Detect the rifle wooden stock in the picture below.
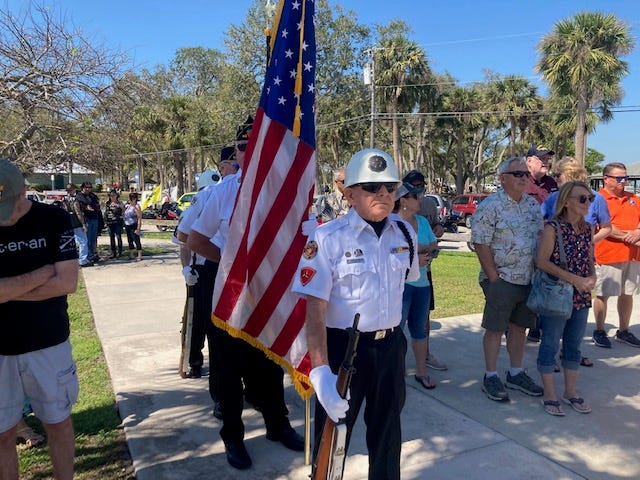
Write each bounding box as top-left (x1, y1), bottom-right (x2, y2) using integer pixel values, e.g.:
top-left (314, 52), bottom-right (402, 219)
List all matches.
top-left (312, 314), bottom-right (360, 480)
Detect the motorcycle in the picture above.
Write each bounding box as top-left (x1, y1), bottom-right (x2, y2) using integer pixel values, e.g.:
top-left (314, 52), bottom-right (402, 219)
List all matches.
top-left (142, 202), bottom-right (182, 231)
top-left (442, 211), bottom-right (461, 234)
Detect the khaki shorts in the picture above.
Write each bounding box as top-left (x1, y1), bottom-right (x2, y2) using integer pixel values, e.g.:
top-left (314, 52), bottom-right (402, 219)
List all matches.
top-left (480, 278), bottom-right (536, 332)
top-left (0, 340), bottom-right (78, 433)
top-left (595, 262), bottom-right (640, 297)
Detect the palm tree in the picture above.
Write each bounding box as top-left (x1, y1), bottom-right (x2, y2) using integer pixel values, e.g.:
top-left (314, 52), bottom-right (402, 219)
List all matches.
top-left (537, 12), bottom-right (634, 164)
top-left (484, 74), bottom-right (542, 156)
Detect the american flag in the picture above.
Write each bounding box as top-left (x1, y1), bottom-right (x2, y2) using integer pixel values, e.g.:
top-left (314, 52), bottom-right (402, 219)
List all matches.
top-left (211, 0), bottom-right (315, 397)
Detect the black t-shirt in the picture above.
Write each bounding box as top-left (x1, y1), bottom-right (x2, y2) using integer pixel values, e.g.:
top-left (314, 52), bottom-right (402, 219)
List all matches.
top-left (0, 202), bottom-right (78, 354)
top-left (76, 191), bottom-right (100, 220)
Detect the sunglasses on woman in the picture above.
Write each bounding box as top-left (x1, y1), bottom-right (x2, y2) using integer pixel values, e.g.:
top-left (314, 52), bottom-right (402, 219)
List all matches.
top-left (571, 194), bottom-right (595, 204)
top-left (355, 182), bottom-right (398, 194)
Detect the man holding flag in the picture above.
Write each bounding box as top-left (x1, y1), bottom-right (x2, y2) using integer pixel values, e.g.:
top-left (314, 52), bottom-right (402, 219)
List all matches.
top-left (188, 118), bottom-right (304, 470)
top-left (191, 0), bottom-right (321, 470)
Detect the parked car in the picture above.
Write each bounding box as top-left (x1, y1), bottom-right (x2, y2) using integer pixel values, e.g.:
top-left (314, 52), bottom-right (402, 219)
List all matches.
top-left (176, 191), bottom-right (197, 211)
top-left (424, 194), bottom-right (451, 221)
top-left (451, 193), bottom-right (488, 228)
top-left (26, 190), bottom-right (45, 202)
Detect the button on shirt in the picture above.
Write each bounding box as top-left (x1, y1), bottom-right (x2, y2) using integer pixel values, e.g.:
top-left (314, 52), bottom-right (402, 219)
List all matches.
top-left (470, 190), bottom-right (543, 285)
top-left (191, 171), bottom-right (241, 251)
top-left (292, 208), bottom-right (420, 331)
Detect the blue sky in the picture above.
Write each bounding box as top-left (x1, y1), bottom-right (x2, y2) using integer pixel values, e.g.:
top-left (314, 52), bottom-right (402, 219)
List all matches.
top-left (6, 0), bottom-right (640, 162)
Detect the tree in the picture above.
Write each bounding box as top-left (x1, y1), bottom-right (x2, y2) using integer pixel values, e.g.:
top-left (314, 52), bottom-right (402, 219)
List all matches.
top-left (537, 12), bottom-right (634, 165)
top-left (0, 4), bottom-right (127, 167)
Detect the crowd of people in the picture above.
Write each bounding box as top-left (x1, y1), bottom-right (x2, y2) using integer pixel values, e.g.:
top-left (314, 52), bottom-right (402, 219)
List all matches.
top-left (3, 135), bottom-right (640, 478)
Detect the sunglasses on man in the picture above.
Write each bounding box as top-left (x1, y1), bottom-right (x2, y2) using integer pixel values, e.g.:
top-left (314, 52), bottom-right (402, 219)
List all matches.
top-left (236, 142), bottom-right (248, 152)
top-left (605, 174), bottom-right (629, 183)
top-left (502, 170), bottom-right (530, 178)
top-left (355, 182), bottom-right (398, 194)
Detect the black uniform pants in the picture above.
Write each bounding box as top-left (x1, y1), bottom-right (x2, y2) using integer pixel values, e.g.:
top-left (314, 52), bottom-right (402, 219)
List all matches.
top-left (313, 327), bottom-right (407, 480)
top-left (215, 327), bottom-right (290, 444)
top-left (189, 262), bottom-right (216, 369)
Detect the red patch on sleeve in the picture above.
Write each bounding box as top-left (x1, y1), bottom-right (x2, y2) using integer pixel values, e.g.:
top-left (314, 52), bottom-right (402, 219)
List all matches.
top-left (300, 266), bottom-right (316, 286)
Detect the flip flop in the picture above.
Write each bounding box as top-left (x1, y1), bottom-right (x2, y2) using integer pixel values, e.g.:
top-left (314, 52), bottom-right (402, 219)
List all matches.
top-left (541, 399), bottom-right (565, 416)
top-left (414, 374), bottom-right (436, 390)
top-left (562, 396), bottom-right (592, 414)
top-left (580, 357), bottom-right (594, 367)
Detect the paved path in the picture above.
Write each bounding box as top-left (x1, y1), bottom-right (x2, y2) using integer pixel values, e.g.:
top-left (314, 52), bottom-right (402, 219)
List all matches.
top-left (82, 243), bottom-right (640, 479)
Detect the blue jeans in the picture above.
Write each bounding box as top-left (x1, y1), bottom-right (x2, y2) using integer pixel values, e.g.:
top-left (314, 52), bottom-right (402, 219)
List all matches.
top-left (73, 227), bottom-right (89, 265)
top-left (401, 284), bottom-right (431, 340)
top-left (85, 218), bottom-right (99, 258)
top-left (537, 307), bottom-right (589, 374)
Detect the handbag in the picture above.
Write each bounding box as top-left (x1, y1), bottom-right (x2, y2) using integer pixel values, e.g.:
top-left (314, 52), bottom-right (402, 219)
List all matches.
top-left (526, 221), bottom-right (574, 319)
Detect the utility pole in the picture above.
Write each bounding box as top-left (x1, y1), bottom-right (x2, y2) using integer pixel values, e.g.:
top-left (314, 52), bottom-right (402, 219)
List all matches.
top-left (363, 49), bottom-right (376, 148)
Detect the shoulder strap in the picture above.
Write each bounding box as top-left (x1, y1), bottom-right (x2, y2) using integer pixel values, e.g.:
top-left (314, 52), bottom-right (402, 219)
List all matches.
top-left (549, 220), bottom-right (567, 267)
top-left (395, 220), bottom-right (415, 280)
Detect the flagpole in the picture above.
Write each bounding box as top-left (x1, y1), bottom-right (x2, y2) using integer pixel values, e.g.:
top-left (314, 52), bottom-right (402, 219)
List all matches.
top-left (305, 396), bottom-right (311, 465)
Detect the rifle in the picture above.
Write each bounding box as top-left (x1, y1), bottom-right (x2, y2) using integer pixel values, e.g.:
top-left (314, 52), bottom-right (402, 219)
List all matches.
top-left (178, 283), bottom-right (195, 378)
top-left (311, 313), bottom-right (360, 480)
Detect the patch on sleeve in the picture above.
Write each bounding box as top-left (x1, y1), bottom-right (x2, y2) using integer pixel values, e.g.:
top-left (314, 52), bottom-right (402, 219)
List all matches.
top-left (300, 266), bottom-right (317, 286)
top-left (303, 240), bottom-right (318, 259)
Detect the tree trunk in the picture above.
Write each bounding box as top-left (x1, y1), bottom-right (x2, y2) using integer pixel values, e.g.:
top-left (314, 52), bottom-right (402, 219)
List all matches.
top-left (574, 92), bottom-right (588, 165)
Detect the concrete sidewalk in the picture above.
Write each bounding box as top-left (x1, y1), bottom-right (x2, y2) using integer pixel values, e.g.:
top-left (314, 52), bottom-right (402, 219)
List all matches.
top-left (81, 247), bottom-right (640, 480)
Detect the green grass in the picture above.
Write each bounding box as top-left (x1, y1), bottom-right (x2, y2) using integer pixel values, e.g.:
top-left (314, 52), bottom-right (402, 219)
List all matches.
top-left (18, 277), bottom-right (134, 480)
top-left (430, 250), bottom-right (484, 319)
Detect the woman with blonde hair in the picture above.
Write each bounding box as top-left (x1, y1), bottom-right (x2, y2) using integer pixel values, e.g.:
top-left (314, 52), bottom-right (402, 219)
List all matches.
top-left (536, 181), bottom-right (597, 415)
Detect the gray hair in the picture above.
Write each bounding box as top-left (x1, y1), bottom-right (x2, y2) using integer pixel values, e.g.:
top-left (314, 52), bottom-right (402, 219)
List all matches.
top-left (497, 156), bottom-right (526, 174)
top-left (333, 167), bottom-right (345, 181)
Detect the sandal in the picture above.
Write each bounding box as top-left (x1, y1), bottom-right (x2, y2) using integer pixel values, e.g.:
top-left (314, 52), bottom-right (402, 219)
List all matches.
top-left (541, 399), bottom-right (565, 416)
top-left (580, 357), bottom-right (594, 367)
top-left (16, 421), bottom-right (45, 448)
top-left (414, 374), bottom-right (436, 390)
top-left (562, 396), bottom-right (591, 414)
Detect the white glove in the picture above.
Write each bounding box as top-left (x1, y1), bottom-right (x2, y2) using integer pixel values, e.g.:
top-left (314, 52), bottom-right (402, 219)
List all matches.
top-left (309, 365), bottom-right (349, 423)
top-left (302, 213), bottom-right (318, 237)
top-left (182, 266), bottom-right (199, 286)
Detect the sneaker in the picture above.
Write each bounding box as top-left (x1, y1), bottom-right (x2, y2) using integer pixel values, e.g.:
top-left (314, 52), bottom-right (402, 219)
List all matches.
top-left (593, 329), bottom-right (612, 348)
top-left (615, 330), bottom-right (640, 347)
top-left (426, 354), bottom-right (448, 371)
top-left (505, 370), bottom-right (543, 397)
top-left (526, 329), bottom-right (541, 343)
top-left (482, 374), bottom-right (509, 402)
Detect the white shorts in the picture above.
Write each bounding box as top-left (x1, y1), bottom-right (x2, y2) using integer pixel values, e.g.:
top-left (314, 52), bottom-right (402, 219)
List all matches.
top-left (595, 262), bottom-right (640, 297)
top-left (0, 340), bottom-right (79, 433)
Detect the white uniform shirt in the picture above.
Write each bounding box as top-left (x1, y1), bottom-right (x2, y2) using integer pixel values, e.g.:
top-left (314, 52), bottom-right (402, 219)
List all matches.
top-left (292, 208), bottom-right (419, 332)
top-left (191, 170), bottom-right (241, 251)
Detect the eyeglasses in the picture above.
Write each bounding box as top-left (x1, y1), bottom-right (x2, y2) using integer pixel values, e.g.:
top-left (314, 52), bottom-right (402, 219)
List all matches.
top-left (355, 182), bottom-right (398, 194)
top-left (605, 174), bottom-right (629, 183)
top-left (570, 194), bottom-right (595, 204)
top-left (502, 171), bottom-right (530, 178)
top-left (236, 142), bottom-right (248, 152)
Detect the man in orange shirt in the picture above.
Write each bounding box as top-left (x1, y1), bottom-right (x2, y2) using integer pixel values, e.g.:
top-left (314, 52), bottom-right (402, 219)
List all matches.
top-left (593, 162), bottom-right (640, 348)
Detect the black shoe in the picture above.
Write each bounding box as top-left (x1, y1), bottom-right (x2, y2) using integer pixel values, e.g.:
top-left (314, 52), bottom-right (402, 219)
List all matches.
top-left (526, 329), bottom-right (541, 343)
top-left (185, 366), bottom-right (202, 378)
top-left (213, 401), bottom-right (223, 420)
top-left (266, 425), bottom-right (304, 452)
top-left (224, 440), bottom-right (252, 470)
top-left (80, 261), bottom-right (93, 268)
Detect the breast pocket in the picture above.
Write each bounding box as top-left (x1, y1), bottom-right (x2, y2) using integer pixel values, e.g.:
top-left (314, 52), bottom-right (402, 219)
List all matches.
top-left (335, 260), bottom-right (376, 300)
top-left (390, 251), bottom-right (410, 289)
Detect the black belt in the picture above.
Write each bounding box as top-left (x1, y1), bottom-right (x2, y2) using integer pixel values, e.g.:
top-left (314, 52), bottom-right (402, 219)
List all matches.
top-left (359, 327), bottom-right (397, 341)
